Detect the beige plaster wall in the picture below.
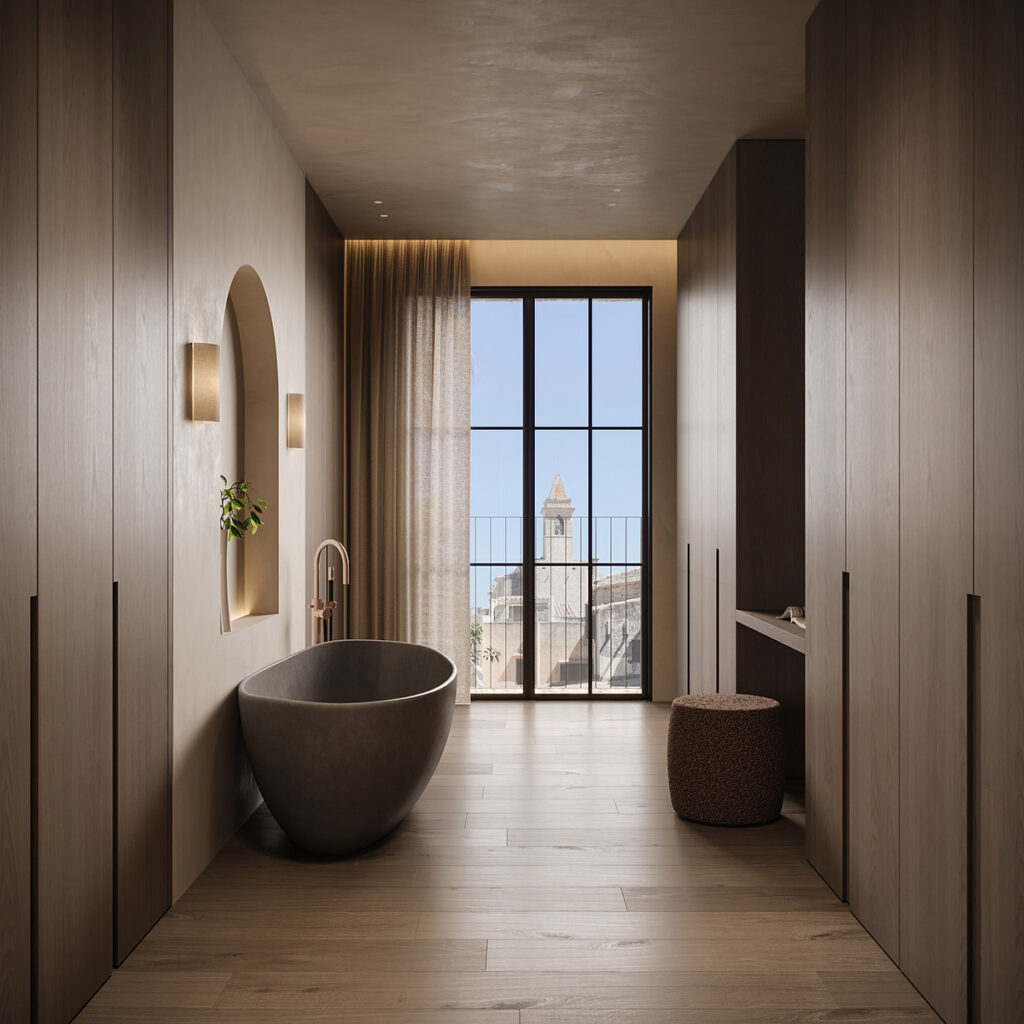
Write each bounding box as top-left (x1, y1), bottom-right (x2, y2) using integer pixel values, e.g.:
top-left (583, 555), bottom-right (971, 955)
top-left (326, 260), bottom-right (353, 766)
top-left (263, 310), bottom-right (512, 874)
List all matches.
top-left (468, 241), bottom-right (679, 702)
top-left (172, 0), bottom-right (307, 898)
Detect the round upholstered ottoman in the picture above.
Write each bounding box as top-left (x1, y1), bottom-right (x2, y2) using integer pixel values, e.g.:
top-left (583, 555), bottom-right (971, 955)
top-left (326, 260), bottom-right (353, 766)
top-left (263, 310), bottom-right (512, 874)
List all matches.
top-left (667, 693), bottom-right (783, 826)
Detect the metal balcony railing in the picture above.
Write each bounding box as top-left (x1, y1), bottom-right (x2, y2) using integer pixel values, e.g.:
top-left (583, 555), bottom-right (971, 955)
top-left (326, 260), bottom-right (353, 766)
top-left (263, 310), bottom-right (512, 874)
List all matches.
top-left (469, 515), bottom-right (643, 567)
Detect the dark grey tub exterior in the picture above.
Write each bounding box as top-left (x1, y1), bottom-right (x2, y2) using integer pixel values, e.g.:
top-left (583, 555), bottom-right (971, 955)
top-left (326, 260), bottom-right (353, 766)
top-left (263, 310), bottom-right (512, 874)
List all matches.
top-left (238, 640), bottom-right (456, 856)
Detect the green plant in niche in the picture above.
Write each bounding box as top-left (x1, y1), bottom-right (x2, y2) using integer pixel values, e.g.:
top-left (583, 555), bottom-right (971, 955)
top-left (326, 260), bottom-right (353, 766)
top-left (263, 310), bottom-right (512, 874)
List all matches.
top-left (219, 476), bottom-right (268, 540)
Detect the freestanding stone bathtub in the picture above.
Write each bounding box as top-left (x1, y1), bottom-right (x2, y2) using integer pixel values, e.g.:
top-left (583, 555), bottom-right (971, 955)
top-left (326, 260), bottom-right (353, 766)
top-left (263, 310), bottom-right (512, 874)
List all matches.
top-left (238, 639), bottom-right (456, 856)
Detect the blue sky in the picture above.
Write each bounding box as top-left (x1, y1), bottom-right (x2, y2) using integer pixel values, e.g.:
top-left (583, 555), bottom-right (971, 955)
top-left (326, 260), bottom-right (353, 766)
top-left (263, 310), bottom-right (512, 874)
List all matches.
top-left (470, 298), bottom-right (643, 565)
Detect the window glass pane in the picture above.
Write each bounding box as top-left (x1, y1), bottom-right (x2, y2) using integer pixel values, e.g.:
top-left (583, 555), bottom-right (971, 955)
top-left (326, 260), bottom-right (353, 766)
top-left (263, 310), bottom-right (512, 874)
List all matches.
top-left (535, 565), bottom-right (589, 694)
top-left (592, 565), bottom-right (643, 693)
top-left (535, 299), bottom-right (588, 426)
top-left (471, 565), bottom-right (524, 694)
top-left (593, 299), bottom-right (642, 426)
top-left (592, 430), bottom-right (642, 564)
top-left (534, 429), bottom-right (588, 563)
top-left (470, 430), bottom-right (522, 564)
top-left (471, 299), bottom-right (522, 426)
top-left (470, 290), bottom-right (647, 699)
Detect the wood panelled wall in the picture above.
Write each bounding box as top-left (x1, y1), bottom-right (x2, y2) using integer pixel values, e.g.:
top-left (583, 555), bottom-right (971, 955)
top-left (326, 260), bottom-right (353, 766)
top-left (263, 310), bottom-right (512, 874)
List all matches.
top-left (0, 3), bottom-right (38, 1021)
top-left (845, 0), bottom-right (900, 958)
top-left (0, 2), bottom-right (171, 1021)
top-left (36, 2), bottom-right (115, 1018)
top-left (805, 0), bottom-right (1023, 1020)
top-left (803, 0), bottom-right (846, 899)
top-left (678, 141), bottom-right (804, 730)
top-left (112, 0), bottom-right (171, 967)
top-left (973, 3), bottom-right (1024, 1019)
top-left (304, 183), bottom-right (345, 624)
top-left (897, 1), bottom-right (974, 1013)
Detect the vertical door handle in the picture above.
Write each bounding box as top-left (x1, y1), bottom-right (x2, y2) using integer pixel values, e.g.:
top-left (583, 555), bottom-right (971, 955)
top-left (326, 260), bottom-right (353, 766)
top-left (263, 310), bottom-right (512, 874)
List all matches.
top-left (686, 543), bottom-right (691, 694)
top-left (842, 570), bottom-right (850, 903)
top-left (715, 548), bottom-right (720, 693)
top-left (967, 593), bottom-right (980, 1019)
top-left (30, 594), bottom-right (38, 1017)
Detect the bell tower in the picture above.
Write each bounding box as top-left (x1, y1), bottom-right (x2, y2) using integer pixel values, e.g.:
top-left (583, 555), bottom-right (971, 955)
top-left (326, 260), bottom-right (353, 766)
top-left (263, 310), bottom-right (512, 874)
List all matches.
top-left (540, 474), bottom-right (575, 562)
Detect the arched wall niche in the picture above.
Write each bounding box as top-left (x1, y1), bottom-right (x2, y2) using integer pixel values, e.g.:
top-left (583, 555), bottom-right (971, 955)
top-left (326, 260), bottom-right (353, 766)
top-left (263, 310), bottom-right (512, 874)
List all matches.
top-left (221, 264), bottom-right (279, 619)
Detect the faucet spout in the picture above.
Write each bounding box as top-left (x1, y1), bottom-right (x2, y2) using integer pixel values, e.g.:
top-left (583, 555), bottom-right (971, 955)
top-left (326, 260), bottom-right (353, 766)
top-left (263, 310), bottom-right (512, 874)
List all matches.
top-left (310, 539), bottom-right (350, 645)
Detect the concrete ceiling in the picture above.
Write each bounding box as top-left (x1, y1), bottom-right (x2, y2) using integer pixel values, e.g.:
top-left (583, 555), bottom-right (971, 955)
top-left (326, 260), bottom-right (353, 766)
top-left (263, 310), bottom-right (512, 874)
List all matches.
top-left (200, 0), bottom-right (817, 239)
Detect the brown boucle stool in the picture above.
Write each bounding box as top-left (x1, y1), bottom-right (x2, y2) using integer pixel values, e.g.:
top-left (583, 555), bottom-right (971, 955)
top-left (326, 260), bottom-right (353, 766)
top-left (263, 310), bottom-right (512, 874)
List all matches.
top-left (667, 693), bottom-right (783, 826)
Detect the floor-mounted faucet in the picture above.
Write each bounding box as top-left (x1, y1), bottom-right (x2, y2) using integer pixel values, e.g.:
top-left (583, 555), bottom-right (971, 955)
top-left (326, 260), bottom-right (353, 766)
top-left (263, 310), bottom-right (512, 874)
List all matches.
top-left (310, 539), bottom-right (350, 645)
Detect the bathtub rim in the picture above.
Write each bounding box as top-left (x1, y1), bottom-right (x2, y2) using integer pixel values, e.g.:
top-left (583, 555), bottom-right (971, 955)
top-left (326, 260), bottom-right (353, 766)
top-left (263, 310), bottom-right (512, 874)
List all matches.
top-left (237, 638), bottom-right (457, 710)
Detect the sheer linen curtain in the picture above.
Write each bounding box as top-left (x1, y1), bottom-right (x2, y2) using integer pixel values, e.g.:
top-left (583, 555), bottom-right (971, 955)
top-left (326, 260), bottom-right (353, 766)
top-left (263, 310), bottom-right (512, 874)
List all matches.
top-left (344, 240), bottom-right (471, 703)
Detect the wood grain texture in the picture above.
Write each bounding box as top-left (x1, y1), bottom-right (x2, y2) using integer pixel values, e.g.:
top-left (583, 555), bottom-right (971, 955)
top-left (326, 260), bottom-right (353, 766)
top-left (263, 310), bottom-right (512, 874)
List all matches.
top-left (693, 189), bottom-right (717, 695)
top-left (715, 148), bottom-right (738, 694)
top-left (75, 703), bottom-right (939, 1023)
top-left (735, 140), bottom-right (806, 615)
top-left (699, 164), bottom-right (719, 696)
top-left (844, 0), bottom-right (901, 960)
top-left (113, 0), bottom-right (171, 965)
top-left (37, 0), bottom-right (115, 1020)
top-left (898, 1), bottom-right (973, 1020)
top-left (521, 1011), bottom-right (936, 1024)
top-left (973, 0), bottom-right (1024, 1018)
top-left (803, 0), bottom-right (847, 899)
top-left (677, 213), bottom-right (702, 693)
top-left (304, 183), bottom-right (345, 627)
top-left (0, 1), bottom-right (37, 1019)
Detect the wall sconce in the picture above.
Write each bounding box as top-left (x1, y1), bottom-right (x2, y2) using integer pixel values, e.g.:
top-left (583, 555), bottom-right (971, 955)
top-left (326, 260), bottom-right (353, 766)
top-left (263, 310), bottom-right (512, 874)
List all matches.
top-left (187, 342), bottom-right (220, 422)
top-left (286, 393), bottom-right (305, 449)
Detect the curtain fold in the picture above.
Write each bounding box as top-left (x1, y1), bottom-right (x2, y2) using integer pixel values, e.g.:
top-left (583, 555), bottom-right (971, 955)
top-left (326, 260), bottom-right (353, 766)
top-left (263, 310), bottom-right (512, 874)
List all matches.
top-left (344, 240), bottom-right (471, 703)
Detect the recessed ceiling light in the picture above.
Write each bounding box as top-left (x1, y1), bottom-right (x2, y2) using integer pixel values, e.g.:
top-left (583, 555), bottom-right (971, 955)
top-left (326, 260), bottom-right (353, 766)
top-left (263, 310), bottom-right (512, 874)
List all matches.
top-left (607, 203), bottom-right (617, 207)
top-left (379, 213), bottom-right (390, 218)
top-left (373, 199), bottom-right (384, 205)
top-left (611, 187), bottom-right (622, 193)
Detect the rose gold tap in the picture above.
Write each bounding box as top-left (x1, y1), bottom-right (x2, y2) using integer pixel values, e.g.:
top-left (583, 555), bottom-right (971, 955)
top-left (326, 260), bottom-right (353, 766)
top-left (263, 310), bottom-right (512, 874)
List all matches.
top-left (310, 539), bottom-right (350, 645)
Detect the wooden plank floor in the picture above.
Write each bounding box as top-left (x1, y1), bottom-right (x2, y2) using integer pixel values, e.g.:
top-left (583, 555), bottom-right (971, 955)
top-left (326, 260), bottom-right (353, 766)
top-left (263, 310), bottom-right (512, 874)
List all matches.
top-left (78, 702), bottom-right (939, 1022)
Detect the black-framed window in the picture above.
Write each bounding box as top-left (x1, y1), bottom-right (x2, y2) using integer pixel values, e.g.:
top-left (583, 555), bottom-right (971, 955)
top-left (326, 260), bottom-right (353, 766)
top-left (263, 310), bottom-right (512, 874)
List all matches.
top-left (469, 287), bottom-right (651, 700)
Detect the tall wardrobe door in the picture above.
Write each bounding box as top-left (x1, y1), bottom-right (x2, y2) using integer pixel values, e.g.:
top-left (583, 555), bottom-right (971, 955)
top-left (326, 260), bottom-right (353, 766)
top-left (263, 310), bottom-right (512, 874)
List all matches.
top-left (844, 0), bottom-right (901, 958)
top-left (804, 0), bottom-right (846, 898)
top-left (0, 3), bottom-right (38, 1019)
top-left (37, 1), bottom-right (115, 1021)
top-left (898, 1), bottom-right (973, 1020)
top-left (714, 153), bottom-right (737, 695)
top-left (678, 223), bottom-right (701, 693)
top-left (973, 0), bottom-right (1024, 1018)
top-left (698, 195), bottom-right (719, 696)
top-left (113, 0), bottom-right (171, 963)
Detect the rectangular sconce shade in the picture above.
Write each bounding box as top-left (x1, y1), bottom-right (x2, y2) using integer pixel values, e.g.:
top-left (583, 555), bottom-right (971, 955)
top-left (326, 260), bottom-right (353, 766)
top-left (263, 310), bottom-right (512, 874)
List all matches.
top-left (287, 393), bottom-right (305, 448)
top-left (187, 342), bottom-right (220, 422)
